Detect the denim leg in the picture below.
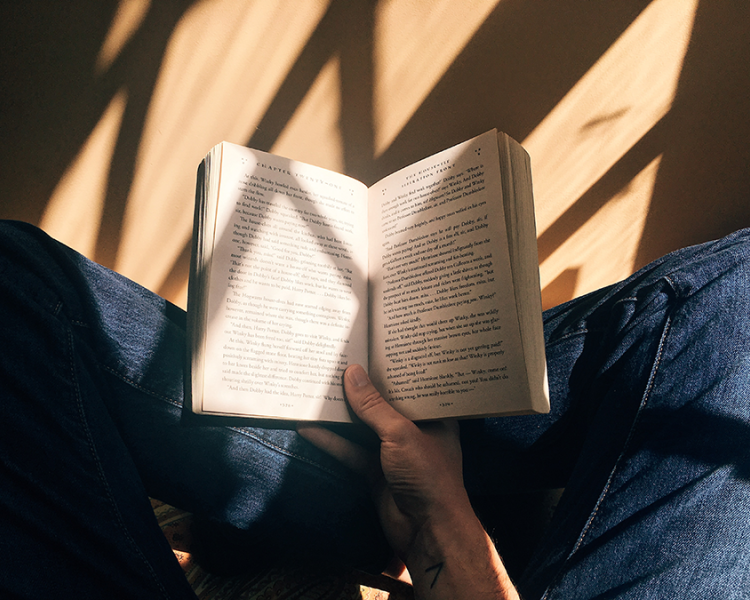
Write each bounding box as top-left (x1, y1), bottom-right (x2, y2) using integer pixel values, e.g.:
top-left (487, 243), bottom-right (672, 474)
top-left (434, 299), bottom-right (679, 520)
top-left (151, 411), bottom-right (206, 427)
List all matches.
top-left (535, 230), bottom-right (750, 599)
top-left (0, 222), bottom-right (197, 598)
top-left (461, 230), bottom-right (750, 599)
top-left (0, 221), bottom-right (388, 596)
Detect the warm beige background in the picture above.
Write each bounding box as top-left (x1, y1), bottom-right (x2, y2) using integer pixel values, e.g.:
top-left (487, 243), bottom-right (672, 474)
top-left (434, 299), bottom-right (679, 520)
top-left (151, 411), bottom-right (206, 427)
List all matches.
top-left (2, 0), bottom-right (749, 310)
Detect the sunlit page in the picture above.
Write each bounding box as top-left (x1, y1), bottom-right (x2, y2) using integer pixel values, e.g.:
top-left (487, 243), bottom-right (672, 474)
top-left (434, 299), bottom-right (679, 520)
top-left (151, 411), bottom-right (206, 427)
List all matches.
top-left (368, 131), bottom-right (530, 420)
top-left (202, 143), bottom-right (368, 422)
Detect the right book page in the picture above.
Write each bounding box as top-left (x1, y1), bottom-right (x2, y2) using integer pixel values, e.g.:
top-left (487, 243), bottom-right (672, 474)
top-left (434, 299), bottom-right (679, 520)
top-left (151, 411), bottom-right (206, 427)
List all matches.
top-left (367, 130), bottom-right (548, 420)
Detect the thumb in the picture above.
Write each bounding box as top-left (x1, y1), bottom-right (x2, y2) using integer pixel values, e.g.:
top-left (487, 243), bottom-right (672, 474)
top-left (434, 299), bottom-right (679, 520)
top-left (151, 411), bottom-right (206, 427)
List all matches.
top-left (344, 365), bottom-right (413, 441)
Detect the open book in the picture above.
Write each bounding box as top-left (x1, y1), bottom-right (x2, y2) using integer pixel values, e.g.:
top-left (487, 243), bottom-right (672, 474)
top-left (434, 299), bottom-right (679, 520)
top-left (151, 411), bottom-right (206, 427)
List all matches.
top-left (186, 130), bottom-right (549, 423)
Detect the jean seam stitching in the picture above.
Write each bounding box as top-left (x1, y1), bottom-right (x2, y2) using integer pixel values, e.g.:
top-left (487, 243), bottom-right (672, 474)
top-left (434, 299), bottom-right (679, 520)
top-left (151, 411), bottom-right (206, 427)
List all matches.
top-left (100, 363), bottom-right (177, 405)
top-left (540, 309), bottom-right (674, 600)
top-left (69, 330), bottom-right (173, 599)
top-left (99, 363), bottom-right (348, 481)
top-left (224, 426), bottom-right (346, 479)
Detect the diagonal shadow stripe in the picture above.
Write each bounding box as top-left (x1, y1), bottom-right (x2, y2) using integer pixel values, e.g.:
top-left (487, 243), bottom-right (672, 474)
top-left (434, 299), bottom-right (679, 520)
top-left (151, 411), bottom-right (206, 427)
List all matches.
top-left (537, 112), bottom-right (672, 265)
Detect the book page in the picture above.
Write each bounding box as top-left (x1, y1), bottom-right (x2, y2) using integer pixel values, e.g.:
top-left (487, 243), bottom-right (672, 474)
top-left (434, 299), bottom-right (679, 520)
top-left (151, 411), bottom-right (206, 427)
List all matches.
top-left (368, 131), bottom-right (531, 420)
top-left (201, 143), bottom-right (368, 422)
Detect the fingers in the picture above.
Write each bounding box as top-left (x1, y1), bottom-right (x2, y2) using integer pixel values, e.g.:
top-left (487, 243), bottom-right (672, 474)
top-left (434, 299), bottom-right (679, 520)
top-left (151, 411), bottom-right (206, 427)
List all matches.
top-left (343, 365), bottom-right (415, 441)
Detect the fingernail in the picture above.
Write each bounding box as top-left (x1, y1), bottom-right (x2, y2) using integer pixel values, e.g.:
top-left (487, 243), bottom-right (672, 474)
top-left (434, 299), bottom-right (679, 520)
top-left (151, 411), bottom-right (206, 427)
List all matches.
top-left (348, 364), bottom-right (370, 387)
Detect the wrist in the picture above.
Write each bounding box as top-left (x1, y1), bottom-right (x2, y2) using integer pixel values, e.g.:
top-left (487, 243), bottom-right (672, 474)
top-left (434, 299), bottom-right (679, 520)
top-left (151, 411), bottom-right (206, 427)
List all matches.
top-left (403, 500), bottom-right (519, 599)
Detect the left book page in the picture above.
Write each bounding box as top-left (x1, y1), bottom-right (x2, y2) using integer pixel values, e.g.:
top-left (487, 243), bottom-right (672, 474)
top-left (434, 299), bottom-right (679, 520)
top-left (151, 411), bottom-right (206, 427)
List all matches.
top-left (188, 142), bottom-right (369, 422)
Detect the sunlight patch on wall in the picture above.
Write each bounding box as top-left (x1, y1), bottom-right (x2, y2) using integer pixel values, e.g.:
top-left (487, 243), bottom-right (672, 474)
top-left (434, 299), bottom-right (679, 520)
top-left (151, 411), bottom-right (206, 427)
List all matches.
top-left (540, 156), bottom-right (662, 309)
top-left (523, 0), bottom-right (698, 298)
top-left (114, 0), bottom-right (330, 296)
top-left (271, 54), bottom-right (344, 171)
top-left (40, 89), bottom-right (127, 258)
top-left (96, 0), bottom-right (151, 73)
top-left (372, 0), bottom-right (500, 157)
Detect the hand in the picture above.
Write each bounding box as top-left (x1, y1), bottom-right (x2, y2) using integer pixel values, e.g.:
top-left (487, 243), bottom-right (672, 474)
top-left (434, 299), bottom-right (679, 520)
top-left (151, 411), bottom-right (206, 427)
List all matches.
top-left (298, 365), bottom-right (519, 599)
top-left (300, 363), bottom-right (467, 558)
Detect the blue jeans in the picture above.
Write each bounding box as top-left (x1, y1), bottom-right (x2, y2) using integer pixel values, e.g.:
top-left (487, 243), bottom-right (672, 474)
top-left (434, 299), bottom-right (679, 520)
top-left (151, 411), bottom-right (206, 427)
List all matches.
top-left (0, 220), bottom-right (748, 599)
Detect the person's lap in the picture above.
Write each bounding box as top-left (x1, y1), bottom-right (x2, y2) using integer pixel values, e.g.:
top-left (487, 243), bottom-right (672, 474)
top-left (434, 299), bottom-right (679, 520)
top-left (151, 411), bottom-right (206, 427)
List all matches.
top-left (0, 221), bottom-right (385, 597)
top-left (1, 220), bottom-right (748, 598)
top-left (463, 229), bottom-right (750, 598)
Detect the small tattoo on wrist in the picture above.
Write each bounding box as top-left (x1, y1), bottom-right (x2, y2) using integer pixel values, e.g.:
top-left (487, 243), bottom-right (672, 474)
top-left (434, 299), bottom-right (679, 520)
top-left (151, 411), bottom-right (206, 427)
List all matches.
top-left (425, 562), bottom-right (444, 588)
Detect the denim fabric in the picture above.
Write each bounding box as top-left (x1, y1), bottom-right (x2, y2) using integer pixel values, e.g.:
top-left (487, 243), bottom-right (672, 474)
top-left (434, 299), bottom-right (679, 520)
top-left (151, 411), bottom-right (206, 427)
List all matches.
top-left (462, 229), bottom-right (750, 598)
top-left (1, 220), bottom-right (749, 598)
top-left (0, 221), bottom-right (386, 598)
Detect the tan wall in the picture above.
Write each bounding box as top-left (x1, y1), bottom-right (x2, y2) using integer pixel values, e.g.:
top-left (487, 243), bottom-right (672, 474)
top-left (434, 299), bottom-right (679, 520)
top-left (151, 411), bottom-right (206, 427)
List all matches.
top-left (2, 0), bottom-right (749, 309)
